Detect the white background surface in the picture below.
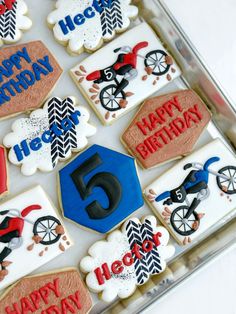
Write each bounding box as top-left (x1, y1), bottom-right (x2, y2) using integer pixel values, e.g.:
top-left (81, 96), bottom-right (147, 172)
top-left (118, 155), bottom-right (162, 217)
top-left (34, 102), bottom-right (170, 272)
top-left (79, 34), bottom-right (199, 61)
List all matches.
top-left (0, 1), bottom-right (235, 314)
top-left (144, 1), bottom-right (236, 314)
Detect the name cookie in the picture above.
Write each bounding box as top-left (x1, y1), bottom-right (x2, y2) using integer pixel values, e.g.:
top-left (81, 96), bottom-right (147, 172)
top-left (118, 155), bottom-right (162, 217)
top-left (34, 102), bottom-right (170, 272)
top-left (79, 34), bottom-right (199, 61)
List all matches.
top-left (0, 269), bottom-right (92, 314)
top-left (70, 22), bottom-right (181, 125)
top-left (144, 139), bottom-right (236, 245)
top-left (3, 96), bottom-right (96, 176)
top-left (59, 144), bottom-right (144, 233)
top-left (122, 90), bottom-right (211, 169)
top-left (80, 215), bottom-right (175, 302)
top-left (0, 186), bottom-right (72, 290)
top-left (0, 41), bottom-right (62, 119)
top-left (0, 146), bottom-right (8, 198)
top-left (47, 0), bottom-right (138, 55)
top-left (0, 0), bottom-right (32, 45)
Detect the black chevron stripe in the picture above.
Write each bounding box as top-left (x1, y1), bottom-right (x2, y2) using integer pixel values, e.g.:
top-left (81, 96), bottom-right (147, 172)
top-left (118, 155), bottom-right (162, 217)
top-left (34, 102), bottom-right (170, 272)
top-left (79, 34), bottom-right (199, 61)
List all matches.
top-left (0, 0), bottom-right (17, 40)
top-left (99, 0), bottom-right (113, 37)
top-left (111, 0), bottom-right (123, 29)
top-left (126, 220), bottom-right (149, 285)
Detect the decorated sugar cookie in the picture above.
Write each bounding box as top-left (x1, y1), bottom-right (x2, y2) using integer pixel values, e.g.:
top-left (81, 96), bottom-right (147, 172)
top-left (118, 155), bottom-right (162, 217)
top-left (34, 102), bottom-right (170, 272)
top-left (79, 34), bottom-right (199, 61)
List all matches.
top-left (59, 144), bottom-right (144, 233)
top-left (0, 268), bottom-right (92, 314)
top-left (70, 22), bottom-right (181, 125)
top-left (122, 90), bottom-right (211, 169)
top-left (47, 0), bottom-right (138, 55)
top-left (144, 139), bottom-right (236, 245)
top-left (0, 186), bottom-right (72, 290)
top-left (0, 146), bottom-right (8, 198)
top-left (80, 215), bottom-right (175, 302)
top-left (3, 96), bottom-right (96, 176)
top-left (0, 0), bottom-right (32, 45)
top-left (0, 41), bottom-right (62, 119)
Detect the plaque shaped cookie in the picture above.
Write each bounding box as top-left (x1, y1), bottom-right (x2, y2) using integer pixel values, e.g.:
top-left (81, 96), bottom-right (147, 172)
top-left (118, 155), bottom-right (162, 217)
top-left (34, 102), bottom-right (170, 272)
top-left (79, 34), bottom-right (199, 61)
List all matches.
top-left (70, 22), bottom-right (181, 125)
top-left (0, 268), bottom-right (92, 314)
top-left (80, 215), bottom-right (175, 302)
top-left (59, 144), bottom-right (144, 233)
top-left (3, 96), bottom-right (96, 176)
top-left (0, 41), bottom-right (62, 119)
top-left (0, 186), bottom-right (72, 290)
top-left (122, 90), bottom-right (211, 169)
top-left (144, 139), bottom-right (236, 245)
top-left (47, 0), bottom-right (138, 55)
top-left (0, 146), bottom-right (8, 198)
top-left (0, 0), bottom-right (32, 45)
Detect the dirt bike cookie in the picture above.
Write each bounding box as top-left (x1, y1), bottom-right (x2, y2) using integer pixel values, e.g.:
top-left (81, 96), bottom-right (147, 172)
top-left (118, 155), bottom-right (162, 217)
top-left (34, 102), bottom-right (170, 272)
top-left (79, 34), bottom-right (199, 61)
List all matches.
top-left (3, 96), bottom-right (96, 176)
top-left (80, 215), bottom-right (175, 302)
top-left (122, 90), bottom-right (211, 169)
top-left (70, 22), bottom-right (181, 125)
top-left (59, 144), bottom-right (143, 233)
top-left (144, 139), bottom-right (236, 246)
top-left (0, 41), bottom-right (62, 119)
top-left (0, 268), bottom-right (92, 314)
top-left (0, 146), bottom-right (8, 199)
top-left (0, 186), bottom-right (72, 290)
top-left (47, 0), bottom-right (138, 55)
top-left (0, 0), bottom-right (32, 46)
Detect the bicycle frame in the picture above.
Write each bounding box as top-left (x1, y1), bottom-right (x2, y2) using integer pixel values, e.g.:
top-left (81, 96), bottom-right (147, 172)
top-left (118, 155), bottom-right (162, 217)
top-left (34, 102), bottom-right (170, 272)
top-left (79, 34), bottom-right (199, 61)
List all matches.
top-left (191, 163), bottom-right (231, 181)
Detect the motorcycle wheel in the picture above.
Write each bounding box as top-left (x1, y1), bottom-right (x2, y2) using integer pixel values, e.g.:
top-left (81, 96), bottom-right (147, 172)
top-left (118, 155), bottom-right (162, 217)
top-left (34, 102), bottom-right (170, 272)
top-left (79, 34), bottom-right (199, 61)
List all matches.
top-left (170, 206), bottom-right (199, 236)
top-left (145, 50), bottom-right (170, 76)
top-left (33, 216), bottom-right (62, 245)
top-left (217, 166), bottom-right (236, 194)
top-left (100, 84), bottom-right (126, 112)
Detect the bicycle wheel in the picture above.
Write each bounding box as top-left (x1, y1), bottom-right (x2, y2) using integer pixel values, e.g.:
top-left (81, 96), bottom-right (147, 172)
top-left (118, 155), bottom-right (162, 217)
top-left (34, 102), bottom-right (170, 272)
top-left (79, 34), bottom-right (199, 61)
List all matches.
top-left (144, 50), bottom-right (170, 76)
top-left (33, 216), bottom-right (62, 245)
top-left (100, 84), bottom-right (126, 112)
top-left (170, 206), bottom-right (199, 236)
top-left (217, 166), bottom-right (236, 194)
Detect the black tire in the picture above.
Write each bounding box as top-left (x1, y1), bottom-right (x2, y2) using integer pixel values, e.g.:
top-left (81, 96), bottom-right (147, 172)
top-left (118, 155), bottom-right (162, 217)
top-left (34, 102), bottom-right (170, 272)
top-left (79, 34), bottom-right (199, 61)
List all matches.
top-left (33, 216), bottom-right (62, 245)
top-left (144, 50), bottom-right (170, 76)
top-left (170, 206), bottom-right (199, 236)
top-left (217, 166), bottom-right (236, 194)
top-left (100, 84), bottom-right (126, 112)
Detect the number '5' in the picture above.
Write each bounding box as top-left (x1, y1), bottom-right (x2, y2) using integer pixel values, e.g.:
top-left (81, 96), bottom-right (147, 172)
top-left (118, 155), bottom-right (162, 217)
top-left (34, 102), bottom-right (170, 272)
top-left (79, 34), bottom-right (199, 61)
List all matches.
top-left (71, 153), bottom-right (122, 220)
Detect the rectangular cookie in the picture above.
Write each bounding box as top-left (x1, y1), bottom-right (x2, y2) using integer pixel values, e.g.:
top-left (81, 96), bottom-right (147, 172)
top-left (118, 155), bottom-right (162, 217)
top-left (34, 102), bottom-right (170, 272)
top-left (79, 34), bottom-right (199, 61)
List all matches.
top-left (144, 139), bottom-right (236, 245)
top-left (70, 22), bottom-right (181, 125)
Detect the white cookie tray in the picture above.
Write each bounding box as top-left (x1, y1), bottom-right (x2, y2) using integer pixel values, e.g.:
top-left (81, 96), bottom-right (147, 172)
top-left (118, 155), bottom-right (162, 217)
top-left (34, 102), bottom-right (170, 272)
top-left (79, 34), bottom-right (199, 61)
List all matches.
top-left (0, 0), bottom-right (236, 313)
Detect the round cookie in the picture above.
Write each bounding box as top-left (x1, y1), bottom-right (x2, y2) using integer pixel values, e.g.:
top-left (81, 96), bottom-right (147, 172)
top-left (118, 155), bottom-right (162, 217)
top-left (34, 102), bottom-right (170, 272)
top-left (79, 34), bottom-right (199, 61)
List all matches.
top-left (47, 0), bottom-right (138, 55)
top-left (80, 215), bottom-right (175, 302)
top-left (3, 96), bottom-right (96, 176)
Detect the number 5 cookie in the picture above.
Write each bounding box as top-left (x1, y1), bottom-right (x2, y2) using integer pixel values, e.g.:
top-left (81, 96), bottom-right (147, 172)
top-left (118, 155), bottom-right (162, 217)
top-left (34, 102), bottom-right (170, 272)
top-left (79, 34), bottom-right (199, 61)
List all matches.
top-left (70, 22), bottom-right (181, 125)
top-left (80, 215), bottom-right (175, 302)
top-left (47, 0), bottom-right (138, 55)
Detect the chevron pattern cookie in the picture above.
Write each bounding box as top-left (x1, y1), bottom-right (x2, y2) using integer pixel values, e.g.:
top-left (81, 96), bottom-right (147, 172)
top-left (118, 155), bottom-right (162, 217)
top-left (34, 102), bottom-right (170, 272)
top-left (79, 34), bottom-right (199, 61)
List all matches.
top-left (3, 96), bottom-right (96, 176)
top-left (80, 215), bottom-right (175, 302)
top-left (0, 0), bottom-right (32, 45)
top-left (47, 0), bottom-right (138, 54)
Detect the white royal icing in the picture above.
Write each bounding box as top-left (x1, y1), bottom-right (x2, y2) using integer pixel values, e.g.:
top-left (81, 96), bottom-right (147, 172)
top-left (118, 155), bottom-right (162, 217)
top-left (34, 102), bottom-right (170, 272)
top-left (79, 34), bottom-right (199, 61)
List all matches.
top-left (0, 186), bottom-right (72, 290)
top-left (144, 139), bottom-right (236, 245)
top-left (47, 0), bottom-right (138, 53)
top-left (3, 96), bottom-right (96, 176)
top-left (0, 0), bottom-right (32, 45)
top-left (70, 22), bottom-right (181, 125)
top-left (80, 215), bottom-right (175, 302)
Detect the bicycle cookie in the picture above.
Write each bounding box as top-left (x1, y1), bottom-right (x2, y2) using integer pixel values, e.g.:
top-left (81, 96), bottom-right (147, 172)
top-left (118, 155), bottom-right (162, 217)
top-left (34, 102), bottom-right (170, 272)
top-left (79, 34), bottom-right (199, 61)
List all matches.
top-left (0, 185), bottom-right (72, 290)
top-left (0, 41), bottom-right (62, 119)
top-left (70, 22), bottom-right (181, 125)
top-left (47, 0), bottom-right (138, 55)
top-left (0, 0), bottom-right (32, 46)
top-left (0, 146), bottom-right (8, 199)
top-left (58, 144), bottom-right (144, 233)
top-left (0, 268), bottom-right (92, 314)
top-left (122, 90), bottom-right (211, 169)
top-left (144, 139), bottom-right (236, 246)
top-left (80, 215), bottom-right (175, 302)
top-left (3, 96), bottom-right (96, 176)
